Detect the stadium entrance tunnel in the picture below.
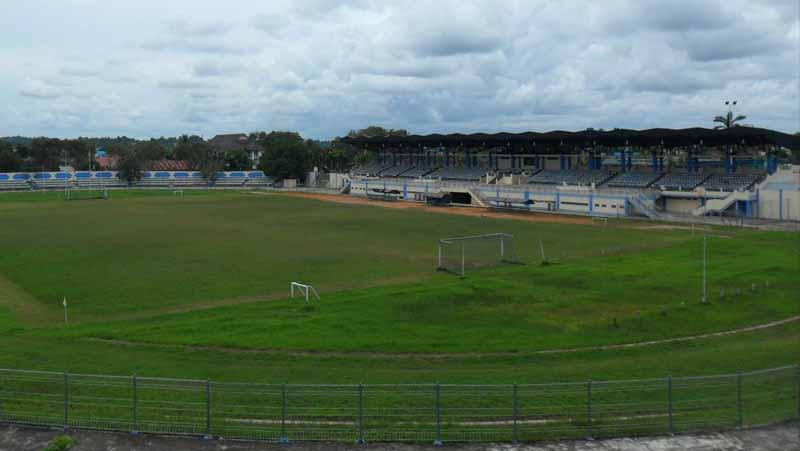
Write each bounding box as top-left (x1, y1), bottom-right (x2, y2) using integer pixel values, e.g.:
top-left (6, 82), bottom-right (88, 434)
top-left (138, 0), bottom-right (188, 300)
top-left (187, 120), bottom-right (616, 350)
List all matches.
top-left (450, 191), bottom-right (472, 205)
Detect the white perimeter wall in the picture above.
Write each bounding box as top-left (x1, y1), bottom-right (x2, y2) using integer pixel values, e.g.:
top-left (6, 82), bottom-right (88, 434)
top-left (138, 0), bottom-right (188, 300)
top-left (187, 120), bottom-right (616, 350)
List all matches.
top-left (758, 189), bottom-right (800, 221)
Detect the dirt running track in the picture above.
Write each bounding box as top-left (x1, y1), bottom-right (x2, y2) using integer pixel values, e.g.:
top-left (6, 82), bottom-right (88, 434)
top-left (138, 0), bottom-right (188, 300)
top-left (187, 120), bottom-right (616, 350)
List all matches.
top-left (2, 422), bottom-right (797, 450)
top-left (267, 191), bottom-right (596, 226)
top-left (85, 314), bottom-right (800, 359)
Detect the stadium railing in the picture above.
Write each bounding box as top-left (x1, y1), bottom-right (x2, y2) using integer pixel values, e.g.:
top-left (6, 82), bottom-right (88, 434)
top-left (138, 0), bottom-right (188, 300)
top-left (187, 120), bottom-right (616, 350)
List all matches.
top-left (0, 365), bottom-right (796, 444)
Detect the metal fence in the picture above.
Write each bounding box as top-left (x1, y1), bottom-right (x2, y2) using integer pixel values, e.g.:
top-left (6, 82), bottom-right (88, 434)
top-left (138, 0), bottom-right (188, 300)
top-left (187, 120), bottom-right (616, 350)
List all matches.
top-left (0, 365), bottom-right (797, 444)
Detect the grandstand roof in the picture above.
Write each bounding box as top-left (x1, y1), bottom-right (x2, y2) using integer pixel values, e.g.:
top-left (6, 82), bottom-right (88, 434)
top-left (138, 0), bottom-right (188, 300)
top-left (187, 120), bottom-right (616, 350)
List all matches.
top-left (342, 127), bottom-right (800, 151)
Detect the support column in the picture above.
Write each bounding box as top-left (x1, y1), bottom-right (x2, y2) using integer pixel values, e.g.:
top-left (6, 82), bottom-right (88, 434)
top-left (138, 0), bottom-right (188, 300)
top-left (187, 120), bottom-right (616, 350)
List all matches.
top-left (560, 155), bottom-right (566, 171)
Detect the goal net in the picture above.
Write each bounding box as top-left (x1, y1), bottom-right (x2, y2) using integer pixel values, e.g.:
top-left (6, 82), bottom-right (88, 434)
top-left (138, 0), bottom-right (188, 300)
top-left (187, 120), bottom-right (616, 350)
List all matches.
top-left (437, 233), bottom-right (519, 276)
top-left (65, 189), bottom-right (109, 201)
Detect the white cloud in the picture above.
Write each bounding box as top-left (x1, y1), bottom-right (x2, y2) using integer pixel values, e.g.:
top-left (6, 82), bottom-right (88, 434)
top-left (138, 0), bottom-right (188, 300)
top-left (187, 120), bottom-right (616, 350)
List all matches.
top-left (0, 0), bottom-right (797, 139)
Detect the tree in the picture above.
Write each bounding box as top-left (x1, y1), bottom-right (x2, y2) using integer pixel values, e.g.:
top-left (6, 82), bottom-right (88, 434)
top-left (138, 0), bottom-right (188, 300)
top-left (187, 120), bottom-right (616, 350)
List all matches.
top-left (347, 126), bottom-right (408, 138)
top-left (224, 149), bottom-right (251, 171)
top-left (114, 145), bottom-right (144, 183)
top-left (0, 141), bottom-right (22, 172)
top-left (258, 132), bottom-right (312, 181)
top-left (135, 141), bottom-right (167, 163)
top-left (30, 138), bottom-right (63, 171)
top-left (62, 139), bottom-right (94, 170)
top-left (713, 111), bottom-right (747, 129)
top-left (174, 140), bottom-right (223, 181)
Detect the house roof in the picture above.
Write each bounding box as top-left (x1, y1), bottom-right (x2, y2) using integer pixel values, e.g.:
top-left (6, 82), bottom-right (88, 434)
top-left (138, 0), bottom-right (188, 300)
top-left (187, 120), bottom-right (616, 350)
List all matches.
top-left (150, 160), bottom-right (192, 171)
top-left (95, 155), bottom-right (119, 169)
top-left (208, 133), bottom-right (256, 151)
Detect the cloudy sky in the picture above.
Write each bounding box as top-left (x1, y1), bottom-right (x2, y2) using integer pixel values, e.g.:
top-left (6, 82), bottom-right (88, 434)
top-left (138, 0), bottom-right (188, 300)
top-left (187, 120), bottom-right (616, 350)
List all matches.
top-left (1, 0), bottom-right (798, 139)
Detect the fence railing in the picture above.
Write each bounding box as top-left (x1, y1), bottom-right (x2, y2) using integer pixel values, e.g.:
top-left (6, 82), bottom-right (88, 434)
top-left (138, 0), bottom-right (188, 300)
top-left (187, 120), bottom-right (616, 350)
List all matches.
top-left (0, 365), bottom-right (797, 444)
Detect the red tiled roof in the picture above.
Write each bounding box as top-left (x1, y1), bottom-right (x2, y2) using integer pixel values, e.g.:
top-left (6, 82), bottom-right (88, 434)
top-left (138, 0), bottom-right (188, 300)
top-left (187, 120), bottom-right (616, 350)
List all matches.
top-left (95, 155), bottom-right (119, 169)
top-left (150, 160), bottom-right (193, 171)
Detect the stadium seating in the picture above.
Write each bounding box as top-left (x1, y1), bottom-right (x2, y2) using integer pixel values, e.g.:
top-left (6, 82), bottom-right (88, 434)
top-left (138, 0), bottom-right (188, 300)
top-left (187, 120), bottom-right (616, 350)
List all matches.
top-left (379, 165), bottom-right (416, 177)
top-left (700, 173), bottom-right (762, 192)
top-left (244, 171), bottom-right (274, 187)
top-left (654, 173), bottom-right (709, 191)
top-left (74, 171), bottom-right (128, 188)
top-left (605, 172), bottom-right (665, 188)
top-left (0, 174), bottom-right (31, 190)
top-left (30, 172), bottom-right (73, 189)
top-left (170, 172), bottom-right (206, 187)
top-left (215, 171), bottom-right (248, 187)
top-left (137, 171), bottom-right (174, 187)
top-left (428, 166), bottom-right (489, 181)
top-left (529, 170), bottom-right (615, 186)
top-left (399, 166), bottom-right (439, 178)
top-left (351, 162), bottom-right (392, 176)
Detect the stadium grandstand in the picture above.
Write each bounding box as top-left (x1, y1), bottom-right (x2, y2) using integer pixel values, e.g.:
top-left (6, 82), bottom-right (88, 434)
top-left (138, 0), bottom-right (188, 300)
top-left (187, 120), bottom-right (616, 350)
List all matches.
top-left (343, 127), bottom-right (800, 221)
top-left (0, 170), bottom-right (274, 190)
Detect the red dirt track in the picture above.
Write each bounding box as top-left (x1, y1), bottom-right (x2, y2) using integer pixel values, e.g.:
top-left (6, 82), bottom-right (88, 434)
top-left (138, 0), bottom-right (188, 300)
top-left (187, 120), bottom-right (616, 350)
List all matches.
top-left (274, 191), bottom-right (595, 225)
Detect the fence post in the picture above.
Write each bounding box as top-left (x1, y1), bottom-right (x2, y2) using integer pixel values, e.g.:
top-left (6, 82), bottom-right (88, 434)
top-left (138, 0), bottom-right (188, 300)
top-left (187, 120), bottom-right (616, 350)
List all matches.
top-left (736, 372), bottom-right (743, 429)
top-left (132, 374), bottom-right (138, 435)
top-left (512, 384), bottom-right (518, 444)
top-left (356, 384), bottom-right (365, 444)
top-left (204, 380), bottom-right (212, 439)
top-left (796, 364), bottom-right (800, 419)
top-left (667, 376), bottom-right (673, 435)
top-left (63, 372), bottom-right (69, 431)
top-left (433, 383), bottom-right (442, 446)
top-left (280, 384), bottom-right (289, 444)
top-left (586, 380), bottom-right (593, 440)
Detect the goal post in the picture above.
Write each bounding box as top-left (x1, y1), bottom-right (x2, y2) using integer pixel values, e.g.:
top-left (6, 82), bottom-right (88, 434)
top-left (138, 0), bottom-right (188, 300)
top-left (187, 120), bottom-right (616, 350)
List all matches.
top-left (65, 188), bottom-right (109, 201)
top-left (290, 282), bottom-right (320, 302)
top-left (437, 233), bottom-right (519, 276)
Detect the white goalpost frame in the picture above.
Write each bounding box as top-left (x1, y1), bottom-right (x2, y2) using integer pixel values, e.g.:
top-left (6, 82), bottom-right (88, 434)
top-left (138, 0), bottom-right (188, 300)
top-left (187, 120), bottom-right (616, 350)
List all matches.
top-left (65, 188), bottom-right (108, 201)
top-left (290, 281), bottom-right (320, 303)
top-left (437, 232), bottom-right (515, 277)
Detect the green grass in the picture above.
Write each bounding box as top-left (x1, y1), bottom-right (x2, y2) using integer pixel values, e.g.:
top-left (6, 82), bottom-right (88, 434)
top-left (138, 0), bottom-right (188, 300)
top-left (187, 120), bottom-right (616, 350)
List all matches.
top-left (50, 235), bottom-right (799, 354)
top-left (0, 189), bottom-right (796, 385)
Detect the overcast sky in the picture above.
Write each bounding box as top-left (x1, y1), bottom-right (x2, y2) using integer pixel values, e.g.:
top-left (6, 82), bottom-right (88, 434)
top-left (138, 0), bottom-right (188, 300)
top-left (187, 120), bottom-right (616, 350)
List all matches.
top-left (1, 0), bottom-right (798, 139)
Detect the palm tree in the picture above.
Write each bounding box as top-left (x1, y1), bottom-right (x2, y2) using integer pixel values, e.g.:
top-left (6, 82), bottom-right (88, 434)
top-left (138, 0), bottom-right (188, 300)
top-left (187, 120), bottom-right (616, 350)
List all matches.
top-left (713, 111), bottom-right (747, 129)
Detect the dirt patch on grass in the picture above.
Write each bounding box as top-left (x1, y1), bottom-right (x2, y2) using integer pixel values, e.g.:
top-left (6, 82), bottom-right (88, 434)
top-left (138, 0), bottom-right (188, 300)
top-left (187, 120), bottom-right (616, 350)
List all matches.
top-left (0, 274), bottom-right (58, 325)
top-left (259, 191), bottom-right (595, 226)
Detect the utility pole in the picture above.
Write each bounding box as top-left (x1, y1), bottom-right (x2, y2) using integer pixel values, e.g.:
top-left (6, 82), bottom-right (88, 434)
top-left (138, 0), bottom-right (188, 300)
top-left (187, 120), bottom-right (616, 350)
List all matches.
top-left (63, 149), bottom-right (68, 195)
top-left (702, 235), bottom-right (708, 303)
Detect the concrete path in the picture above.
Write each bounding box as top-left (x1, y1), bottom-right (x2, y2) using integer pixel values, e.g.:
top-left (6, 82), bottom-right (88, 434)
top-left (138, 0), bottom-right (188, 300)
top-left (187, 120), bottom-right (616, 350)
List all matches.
top-left (2, 422), bottom-right (797, 451)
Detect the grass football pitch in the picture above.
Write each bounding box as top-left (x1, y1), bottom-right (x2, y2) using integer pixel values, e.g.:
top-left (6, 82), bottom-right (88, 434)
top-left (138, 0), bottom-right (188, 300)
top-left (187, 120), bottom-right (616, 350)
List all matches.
top-left (0, 189), bottom-right (797, 384)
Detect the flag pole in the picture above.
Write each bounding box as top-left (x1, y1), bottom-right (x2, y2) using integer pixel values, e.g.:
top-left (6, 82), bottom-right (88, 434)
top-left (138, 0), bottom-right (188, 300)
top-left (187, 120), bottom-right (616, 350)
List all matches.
top-left (63, 297), bottom-right (68, 326)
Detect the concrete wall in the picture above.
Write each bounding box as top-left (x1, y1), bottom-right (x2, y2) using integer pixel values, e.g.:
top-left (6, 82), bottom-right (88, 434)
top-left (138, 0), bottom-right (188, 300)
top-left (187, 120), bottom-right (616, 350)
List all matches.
top-left (350, 179), bottom-right (632, 216)
top-left (758, 189), bottom-right (800, 221)
top-left (664, 198), bottom-right (702, 215)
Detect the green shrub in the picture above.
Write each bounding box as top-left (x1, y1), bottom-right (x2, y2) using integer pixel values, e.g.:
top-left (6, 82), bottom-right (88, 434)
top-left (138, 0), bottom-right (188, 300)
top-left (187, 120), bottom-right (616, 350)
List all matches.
top-left (43, 435), bottom-right (76, 451)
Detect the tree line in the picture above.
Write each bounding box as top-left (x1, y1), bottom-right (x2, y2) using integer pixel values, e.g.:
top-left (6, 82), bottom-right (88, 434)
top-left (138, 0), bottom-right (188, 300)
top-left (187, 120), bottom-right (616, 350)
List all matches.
top-left (0, 126), bottom-right (408, 181)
